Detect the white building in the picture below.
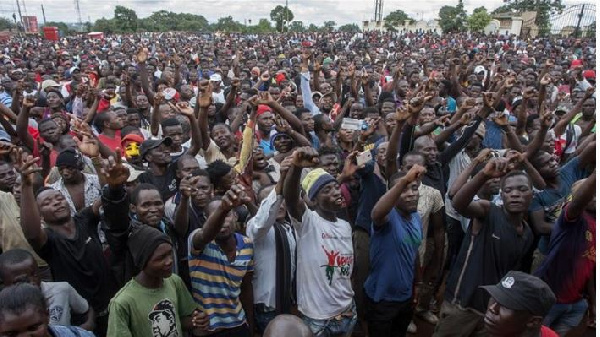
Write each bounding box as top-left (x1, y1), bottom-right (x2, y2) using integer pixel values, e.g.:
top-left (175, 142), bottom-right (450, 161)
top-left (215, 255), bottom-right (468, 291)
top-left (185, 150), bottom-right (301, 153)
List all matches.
top-left (362, 19), bottom-right (441, 33)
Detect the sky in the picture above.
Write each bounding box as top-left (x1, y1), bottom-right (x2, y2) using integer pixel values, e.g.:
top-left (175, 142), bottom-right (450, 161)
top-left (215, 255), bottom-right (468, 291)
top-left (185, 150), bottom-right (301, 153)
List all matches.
top-left (0, 0), bottom-right (588, 27)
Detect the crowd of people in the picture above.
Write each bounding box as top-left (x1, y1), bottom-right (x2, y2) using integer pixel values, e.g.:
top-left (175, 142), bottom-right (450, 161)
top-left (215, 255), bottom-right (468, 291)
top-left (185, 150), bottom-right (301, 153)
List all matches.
top-left (0, 29), bottom-right (595, 337)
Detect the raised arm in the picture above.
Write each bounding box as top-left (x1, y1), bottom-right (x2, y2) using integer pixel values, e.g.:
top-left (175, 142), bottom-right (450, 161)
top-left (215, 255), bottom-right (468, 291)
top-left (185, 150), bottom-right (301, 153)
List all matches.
top-left (300, 53), bottom-right (320, 116)
top-left (524, 104), bottom-right (552, 159)
top-left (283, 147), bottom-right (319, 221)
top-left (371, 164), bottom-right (426, 229)
top-left (264, 94), bottom-right (304, 133)
top-left (191, 184), bottom-right (250, 253)
top-left (448, 148), bottom-right (491, 198)
top-left (150, 93), bottom-right (164, 137)
top-left (246, 157), bottom-right (291, 240)
top-left (173, 175), bottom-right (197, 237)
top-left (362, 72), bottom-right (375, 107)
top-left (452, 158), bottom-right (509, 223)
top-left (18, 150), bottom-right (47, 250)
top-left (14, 100), bottom-right (34, 151)
top-left (554, 87), bottom-right (593, 137)
top-left (136, 48), bottom-right (155, 105)
top-left (566, 170), bottom-right (596, 221)
top-left (385, 107), bottom-right (410, 179)
top-left (197, 81), bottom-right (213, 151)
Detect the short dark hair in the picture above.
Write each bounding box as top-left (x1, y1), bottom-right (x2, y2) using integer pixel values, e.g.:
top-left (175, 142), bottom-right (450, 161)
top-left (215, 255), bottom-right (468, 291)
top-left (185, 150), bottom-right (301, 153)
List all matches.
top-left (160, 118), bottom-right (181, 130)
top-left (295, 107), bottom-right (311, 119)
top-left (318, 145), bottom-right (340, 158)
top-left (93, 111), bottom-right (112, 132)
top-left (0, 283), bottom-right (47, 323)
top-left (401, 151), bottom-right (425, 166)
top-left (37, 118), bottom-right (56, 130)
top-left (206, 160), bottom-right (232, 188)
top-left (121, 125), bottom-right (140, 137)
top-left (0, 249), bottom-right (35, 282)
top-left (501, 170), bottom-right (532, 189)
top-left (388, 170), bottom-right (407, 188)
top-left (130, 183), bottom-right (161, 205)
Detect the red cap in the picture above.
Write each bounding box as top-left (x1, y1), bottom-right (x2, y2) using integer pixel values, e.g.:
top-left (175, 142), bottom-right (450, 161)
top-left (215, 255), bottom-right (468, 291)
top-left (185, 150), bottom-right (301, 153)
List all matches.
top-left (583, 69), bottom-right (595, 80)
top-left (256, 104), bottom-right (271, 116)
top-left (570, 59), bottom-right (583, 69)
top-left (121, 134), bottom-right (144, 145)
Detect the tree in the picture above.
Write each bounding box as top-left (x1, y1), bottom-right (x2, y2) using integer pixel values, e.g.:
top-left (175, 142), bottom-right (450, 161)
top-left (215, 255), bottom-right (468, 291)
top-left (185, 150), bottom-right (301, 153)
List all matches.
top-left (211, 16), bottom-right (244, 32)
top-left (324, 21), bottom-right (336, 31)
top-left (92, 17), bottom-right (116, 33)
top-left (338, 23), bottom-right (361, 33)
top-left (0, 17), bottom-right (15, 31)
top-left (114, 5), bottom-right (138, 32)
top-left (289, 21), bottom-right (305, 32)
top-left (438, 0), bottom-right (468, 33)
top-left (491, 0), bottom-right (564, 36)
top-left (44, 21), bottom-right (71, 34)
top-left (467, 6), bottom-right (492, 32)
top-left (384, 10), bottom-right (414, 31)
top-left (307, 23), bottom-right (320, 32)
top-left (254, 18), bottom-right (275, 33)
top-left (270, 5), bottom-right (294, 32)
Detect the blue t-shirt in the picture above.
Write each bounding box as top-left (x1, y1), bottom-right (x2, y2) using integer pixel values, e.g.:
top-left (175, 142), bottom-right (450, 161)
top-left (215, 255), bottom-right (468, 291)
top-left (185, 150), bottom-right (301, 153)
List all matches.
top-left (364, 209), bottom-right (422, 302)
top-left (529, 157), bottom-right (588, 253)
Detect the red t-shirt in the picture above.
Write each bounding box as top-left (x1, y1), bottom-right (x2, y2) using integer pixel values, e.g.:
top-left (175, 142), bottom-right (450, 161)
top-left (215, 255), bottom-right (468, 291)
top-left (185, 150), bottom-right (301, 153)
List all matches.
top-left (556, 206), bottom-right (596, 304)
top-left (540, 325), bottom-right (559, 337)
top-left (98, 130), bottom-right (122, 152)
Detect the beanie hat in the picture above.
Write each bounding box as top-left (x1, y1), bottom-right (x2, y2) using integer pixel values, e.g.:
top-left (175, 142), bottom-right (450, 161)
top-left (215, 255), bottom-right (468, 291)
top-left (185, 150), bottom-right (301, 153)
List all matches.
top-left (301, 168), bottom-right (336, 200)
top-left (127, 225), bottom-right (172, 270)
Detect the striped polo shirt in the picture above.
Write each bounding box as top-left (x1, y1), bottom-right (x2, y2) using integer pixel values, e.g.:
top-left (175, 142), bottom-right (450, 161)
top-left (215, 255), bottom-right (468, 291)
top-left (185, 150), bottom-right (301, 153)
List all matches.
top-left (188, 231), bottom-right (254, 331)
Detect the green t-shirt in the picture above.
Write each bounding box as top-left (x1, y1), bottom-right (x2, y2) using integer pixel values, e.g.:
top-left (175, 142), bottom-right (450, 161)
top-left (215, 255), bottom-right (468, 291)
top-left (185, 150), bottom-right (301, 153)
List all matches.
top-left (107, 274), bottom-right (197, 337)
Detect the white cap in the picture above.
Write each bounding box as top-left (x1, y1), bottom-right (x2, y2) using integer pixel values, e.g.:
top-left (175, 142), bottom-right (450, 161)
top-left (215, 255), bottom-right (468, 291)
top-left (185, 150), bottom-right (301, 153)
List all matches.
top-left (209, 74), bottom-right (222, 82)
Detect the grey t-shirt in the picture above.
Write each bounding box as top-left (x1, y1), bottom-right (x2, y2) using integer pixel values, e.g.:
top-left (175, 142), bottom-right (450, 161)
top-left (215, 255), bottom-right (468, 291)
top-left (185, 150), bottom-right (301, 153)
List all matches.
top-left (41, 282), bottom-right (89, 326)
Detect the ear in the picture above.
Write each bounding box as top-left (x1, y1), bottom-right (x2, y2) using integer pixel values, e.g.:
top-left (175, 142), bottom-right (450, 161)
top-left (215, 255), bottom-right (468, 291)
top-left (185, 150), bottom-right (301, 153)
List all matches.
top-left (129, 204), bottom-right (137, 215)
top-left (525, 315), bottom-right (543, 330)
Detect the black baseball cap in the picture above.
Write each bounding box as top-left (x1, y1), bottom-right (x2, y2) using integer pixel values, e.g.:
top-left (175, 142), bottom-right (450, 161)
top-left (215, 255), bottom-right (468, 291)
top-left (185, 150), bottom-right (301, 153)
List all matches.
top-left (140, 137), bottom-right (173, 160)
top-left (481, 271), bottom-right (556, 316)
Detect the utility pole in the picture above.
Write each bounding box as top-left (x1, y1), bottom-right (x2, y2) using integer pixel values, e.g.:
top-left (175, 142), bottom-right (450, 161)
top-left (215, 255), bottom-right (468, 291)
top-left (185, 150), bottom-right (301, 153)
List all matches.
top-left (15, 0), bottom-right (23, 32)
top-left (41, 4), bottom-right (46, 25)
top-left (74, 0), bottom-right (83, 32)
top-left (574, 4), bottom-right (585, 38)
top-left (284, 0), bottom-right (289, 33)
top-left (374, 0), bottom-right (383, 22)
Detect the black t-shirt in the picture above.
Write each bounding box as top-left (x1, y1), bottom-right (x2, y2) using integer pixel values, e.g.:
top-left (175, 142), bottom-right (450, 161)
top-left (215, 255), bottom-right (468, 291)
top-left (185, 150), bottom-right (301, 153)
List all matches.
top-left (137, 163), bottom-right (178, 201)
top-left (444, 204), bottom-right (534, 313)
top-left (36, 207), bottom-right (117, 312)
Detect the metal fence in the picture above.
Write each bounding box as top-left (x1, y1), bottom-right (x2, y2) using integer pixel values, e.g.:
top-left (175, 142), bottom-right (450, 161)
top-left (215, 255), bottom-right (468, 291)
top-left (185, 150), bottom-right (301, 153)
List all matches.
top-left (521, 3), bottom-right (596, 38)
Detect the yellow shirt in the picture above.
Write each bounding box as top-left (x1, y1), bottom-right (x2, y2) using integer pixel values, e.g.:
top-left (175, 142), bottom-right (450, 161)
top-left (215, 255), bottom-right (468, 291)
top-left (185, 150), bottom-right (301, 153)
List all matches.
top-left (0, 191), bottom-right (48, 267)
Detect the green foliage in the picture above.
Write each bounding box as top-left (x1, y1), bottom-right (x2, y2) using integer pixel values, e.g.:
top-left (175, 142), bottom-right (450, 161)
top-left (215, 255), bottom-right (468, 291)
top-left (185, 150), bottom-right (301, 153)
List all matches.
top-left (270, 5), bottom-right (294, 32)
top-left (491, 0), bottom-right (564, 36)
top-left (438, 0), bottom-right (468, 33)
top-left (211, 16), bottom-right (244, 32)
top-left (307, 23), bottom-right (320, 32)
top-left (44, 21), bottom-right (71, 34)
top-left (114, 5), bottom-right (138, 32)
top-left (384, 10), bottom-right (414, 31)
top-left (0, 17), bottom-right (15, 31)
top-left (338, 23), bottom-right (361, 33)
top-left (324, 21), bottom-right (336, 31)
top-left (92, 18), bottom-right (115, 34)
top-left (289, 21), bottom-right (305, 32)
top-left (138, 11), bottom-right (209, 32)
top-left (467, 7), bottom-right (492, 32)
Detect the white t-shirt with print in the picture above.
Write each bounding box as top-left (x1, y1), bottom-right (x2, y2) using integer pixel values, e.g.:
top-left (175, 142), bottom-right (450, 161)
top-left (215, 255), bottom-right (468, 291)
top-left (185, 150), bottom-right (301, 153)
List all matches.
top-left (291, 208), bottom-right (354, 320)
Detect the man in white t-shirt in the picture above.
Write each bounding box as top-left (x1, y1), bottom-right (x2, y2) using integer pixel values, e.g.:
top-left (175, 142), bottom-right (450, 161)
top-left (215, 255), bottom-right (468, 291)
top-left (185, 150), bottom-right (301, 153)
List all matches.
top-left (283, 147), bottom-right (356, 337)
